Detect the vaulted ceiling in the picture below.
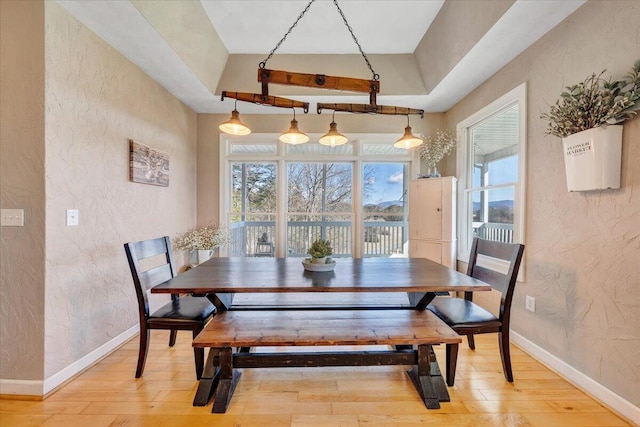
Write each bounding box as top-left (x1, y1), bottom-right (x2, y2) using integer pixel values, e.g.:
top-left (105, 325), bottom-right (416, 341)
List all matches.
top-left (57, 0), bottom-right (585, 114)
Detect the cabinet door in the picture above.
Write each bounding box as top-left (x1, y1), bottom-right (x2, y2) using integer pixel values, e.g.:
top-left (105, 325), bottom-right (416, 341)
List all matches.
top-left (409, 180), bottom-right (442, 240)
top-left (409, 240), bottom-right (442, 264)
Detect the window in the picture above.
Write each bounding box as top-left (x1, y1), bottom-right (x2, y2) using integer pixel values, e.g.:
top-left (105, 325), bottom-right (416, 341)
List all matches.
top-left (220, 137), bottom-right (419, 258)
top-left (456, 84), bottom-right (526, 264)
top-left (287, 162), bottom-right (353, 257)
top-left (363, 163), bottom-right (408, 256)
top-left (229, 162), bottom-right (277, 257)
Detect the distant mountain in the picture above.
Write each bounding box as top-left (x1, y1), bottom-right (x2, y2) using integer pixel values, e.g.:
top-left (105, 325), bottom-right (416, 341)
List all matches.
top-left (377, 200), bottom-right (403, 208)
top-left (473, 200), bottom-right (514, 210)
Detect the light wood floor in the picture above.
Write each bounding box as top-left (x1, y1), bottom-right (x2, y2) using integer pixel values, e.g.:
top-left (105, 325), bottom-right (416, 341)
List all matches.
top-left (0, 331), bottom-right (630, 426)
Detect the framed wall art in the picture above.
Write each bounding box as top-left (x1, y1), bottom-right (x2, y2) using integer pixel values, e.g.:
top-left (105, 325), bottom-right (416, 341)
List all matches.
top-left (129, 139), bottom-right (169, 187)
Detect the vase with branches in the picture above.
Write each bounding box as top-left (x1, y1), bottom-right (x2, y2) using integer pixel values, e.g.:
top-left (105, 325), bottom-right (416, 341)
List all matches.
top-left (174, 223), bottom-right (230, 265)
top-left (418, 129), bottom-right (457, 177)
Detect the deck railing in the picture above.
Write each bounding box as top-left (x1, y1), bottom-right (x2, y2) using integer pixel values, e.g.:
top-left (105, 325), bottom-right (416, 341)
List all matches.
top-left (473, 222), bottom-right (514, 243)
top-left (229, 221), bottom-right (406, 257)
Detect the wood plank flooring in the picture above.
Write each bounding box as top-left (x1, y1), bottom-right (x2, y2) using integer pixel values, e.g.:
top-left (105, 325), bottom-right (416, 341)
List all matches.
top-left (0, 331), bottom-right (630, 426)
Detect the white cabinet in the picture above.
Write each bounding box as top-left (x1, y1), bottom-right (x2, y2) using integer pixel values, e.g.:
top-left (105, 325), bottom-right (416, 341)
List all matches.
top-left (408, 177), bottom-right (457, 268)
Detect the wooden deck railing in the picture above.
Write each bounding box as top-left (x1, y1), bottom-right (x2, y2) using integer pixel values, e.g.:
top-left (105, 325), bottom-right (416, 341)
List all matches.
top-left (229, 221), bottom-right (406, 257)
top-left (473, 222), bottom-right (514, 243)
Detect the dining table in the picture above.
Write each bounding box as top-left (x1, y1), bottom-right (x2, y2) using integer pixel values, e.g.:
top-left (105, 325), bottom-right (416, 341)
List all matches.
top-left (151, 256), bottom-right (491, 311)
top-left (150, 256), bottom-right (492, 408)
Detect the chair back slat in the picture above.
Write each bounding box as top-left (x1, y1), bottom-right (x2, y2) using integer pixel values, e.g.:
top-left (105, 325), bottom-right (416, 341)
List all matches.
top-left (476, 238), bottom-right (520, 262)
top-left (140, 264), bottom-right (174, 290)
top-left (466, 237), bottom-right (525, 322)
top-left (134, 237), bottom-right (171, 260)
top-left (124, 236), bottom-right (177, 319)
top-left (471, 265), bottom-right (507, 293)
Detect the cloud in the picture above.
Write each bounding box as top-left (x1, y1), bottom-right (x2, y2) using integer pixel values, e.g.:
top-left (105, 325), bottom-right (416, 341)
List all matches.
top-left (366, 177), bottom-right (376, 185)
top-left (387, 172), bottom-right (403, 184)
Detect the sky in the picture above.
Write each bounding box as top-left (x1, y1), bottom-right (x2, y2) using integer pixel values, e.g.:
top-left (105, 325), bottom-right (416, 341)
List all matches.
top-left (363, 163), bottom-right (406, 205)
top-left (363, 156), bottom-right (518, 207)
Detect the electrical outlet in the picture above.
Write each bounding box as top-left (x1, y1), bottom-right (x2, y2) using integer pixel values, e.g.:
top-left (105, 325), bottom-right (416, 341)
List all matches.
top-left (525, 295), bottom-right (536, 312)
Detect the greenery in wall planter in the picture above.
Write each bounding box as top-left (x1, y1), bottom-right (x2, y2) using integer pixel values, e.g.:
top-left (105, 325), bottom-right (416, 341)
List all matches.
top-left (541, 60), bottom-right (640, 138)
top-left (541, 60), bottom-right (640, 191)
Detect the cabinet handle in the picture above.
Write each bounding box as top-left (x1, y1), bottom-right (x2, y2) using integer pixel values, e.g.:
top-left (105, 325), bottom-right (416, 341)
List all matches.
top-left (437, 208), bottom-right (441, 212)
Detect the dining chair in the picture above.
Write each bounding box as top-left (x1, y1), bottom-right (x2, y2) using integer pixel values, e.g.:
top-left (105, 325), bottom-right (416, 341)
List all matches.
top-left (428, 237), bottom-right (525, 385)
top-left (124, 236), bottom-right (215, 379)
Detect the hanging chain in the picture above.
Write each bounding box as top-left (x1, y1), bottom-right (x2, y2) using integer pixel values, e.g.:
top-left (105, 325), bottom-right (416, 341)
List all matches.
top-left (259, 0), bottom-right (317, 69)
top-left (332, 0), bottom-right (378, 80)
top-left (259, 0), bottom-right (379, 81)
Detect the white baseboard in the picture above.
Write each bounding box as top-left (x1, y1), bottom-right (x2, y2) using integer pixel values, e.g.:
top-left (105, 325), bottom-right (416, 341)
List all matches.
top-left (511, 331), bottom-right (640, 426)
top-left (0, 325), bottom-right (139, 397)
top-left (0, 379), bottom-right (43, 396)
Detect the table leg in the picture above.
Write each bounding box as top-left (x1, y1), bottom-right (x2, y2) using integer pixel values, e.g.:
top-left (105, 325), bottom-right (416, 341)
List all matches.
top-left (407, 292), bottom-right (437, 310)
top-left (207, 293), bottom-right (235, 311)
top-left (192, 348), bottom-right (220, 406)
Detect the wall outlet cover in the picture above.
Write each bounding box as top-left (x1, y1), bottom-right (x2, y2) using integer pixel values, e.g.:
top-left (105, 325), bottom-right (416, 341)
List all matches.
top-left (525, 295), bottom-right (536, 312)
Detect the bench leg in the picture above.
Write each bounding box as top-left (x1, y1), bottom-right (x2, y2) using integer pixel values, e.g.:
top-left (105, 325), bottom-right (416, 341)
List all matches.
top-left (193, 348), bottom-right (220, 406)
top-left (407, 344), bottom-right (440, 409)
top-left (446, 343), bottom-right (459, 386)
top-left (212, 347), bottom-right (242, 413)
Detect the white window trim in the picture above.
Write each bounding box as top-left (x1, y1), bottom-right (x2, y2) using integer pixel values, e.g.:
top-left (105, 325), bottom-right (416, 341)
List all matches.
top-left (456, 83), bottom-right (527, 277)
top-left (218, 134), bottom-right (420, 258)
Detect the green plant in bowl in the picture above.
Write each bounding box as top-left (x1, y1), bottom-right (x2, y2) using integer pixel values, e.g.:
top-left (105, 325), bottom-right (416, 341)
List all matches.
top-left (307, 239), bottom-right (333, 264)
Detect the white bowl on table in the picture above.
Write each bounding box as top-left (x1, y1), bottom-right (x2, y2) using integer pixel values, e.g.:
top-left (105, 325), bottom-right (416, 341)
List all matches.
top-left (302, 258), bottom-right (336, 272)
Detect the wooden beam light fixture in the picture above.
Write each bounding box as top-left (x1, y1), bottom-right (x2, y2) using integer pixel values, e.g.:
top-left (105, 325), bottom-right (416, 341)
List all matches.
top-left (218, 0), bottom-right (424, 147)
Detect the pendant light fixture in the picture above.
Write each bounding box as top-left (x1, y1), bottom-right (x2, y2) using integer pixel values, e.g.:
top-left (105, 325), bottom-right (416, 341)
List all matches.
top-left (394, 115), bottom-right (423, 149)
top-left (279, 109), bottom-right (309, 145)
top-left (319, 111), bottom-right (348, 147)
top-left (220, 0), bottom-right (424, 144)
top-left (219, 97), bottom-right (251, 136)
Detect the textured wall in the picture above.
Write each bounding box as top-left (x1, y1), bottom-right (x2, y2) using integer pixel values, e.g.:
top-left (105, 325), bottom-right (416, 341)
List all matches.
top-left (444, 1), bottom-right (640, 404)
top-left (42, 2), bottom-right (197, 378)
top-left (0, 0), bottom-right (46, 381)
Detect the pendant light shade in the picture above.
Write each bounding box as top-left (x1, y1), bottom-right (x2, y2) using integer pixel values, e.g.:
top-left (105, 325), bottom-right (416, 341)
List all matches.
top-left (319, 112), bottom-right (348, 147)
top-left (279, 110), bottom-right (309, 144)
top-left (219, 107), bottom-right (251, 136)
top-left (394, 116), bottom-right (423, 149)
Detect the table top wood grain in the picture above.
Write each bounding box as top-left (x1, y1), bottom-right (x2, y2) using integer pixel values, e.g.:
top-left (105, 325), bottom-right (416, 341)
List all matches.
top-left (151, 257), bottom-right (491, 294)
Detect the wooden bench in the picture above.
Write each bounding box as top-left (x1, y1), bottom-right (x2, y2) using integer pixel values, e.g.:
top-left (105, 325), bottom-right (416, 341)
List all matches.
top-left (192, 309), bottom-right (462, 413)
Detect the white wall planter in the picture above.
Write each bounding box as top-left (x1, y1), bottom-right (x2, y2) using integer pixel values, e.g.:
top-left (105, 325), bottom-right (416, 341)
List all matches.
top-left (562, 125), bottom-right (623, 192)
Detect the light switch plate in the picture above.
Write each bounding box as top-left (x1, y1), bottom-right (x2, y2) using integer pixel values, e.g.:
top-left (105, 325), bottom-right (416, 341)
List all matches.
top-left (66, 209), bottom-right (79, 226)
top-left (1, 209), bottom-right (24, 226)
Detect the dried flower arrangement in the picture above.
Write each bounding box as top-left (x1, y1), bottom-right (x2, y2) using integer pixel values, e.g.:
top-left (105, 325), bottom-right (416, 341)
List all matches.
top-left (173, 223), bottom-right (230, 251)
top-left (418, 129), bottom-right (457, 172)
top-left (541, 60), bottom-right (640, 138)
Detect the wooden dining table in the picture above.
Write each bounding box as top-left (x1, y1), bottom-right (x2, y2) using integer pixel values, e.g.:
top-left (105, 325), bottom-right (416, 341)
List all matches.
top-left (151, 257), bottom-right (491, 409)
top-left (151, 257), bottom-right (491, 311)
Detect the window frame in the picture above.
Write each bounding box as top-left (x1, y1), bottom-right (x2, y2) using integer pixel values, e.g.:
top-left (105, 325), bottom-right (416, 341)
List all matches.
top-left (456, 83), bottom-right (527, 274)
top-left (219, 134), bottom-right (420, 258)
